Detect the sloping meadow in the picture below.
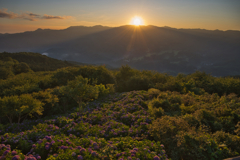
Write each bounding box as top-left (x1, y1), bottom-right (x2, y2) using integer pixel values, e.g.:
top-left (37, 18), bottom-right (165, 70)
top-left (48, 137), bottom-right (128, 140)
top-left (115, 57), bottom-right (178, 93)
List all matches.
top-left (1, 89), bottom-right (240, 160)
top-left (0, 91), bottom-right (167, 160)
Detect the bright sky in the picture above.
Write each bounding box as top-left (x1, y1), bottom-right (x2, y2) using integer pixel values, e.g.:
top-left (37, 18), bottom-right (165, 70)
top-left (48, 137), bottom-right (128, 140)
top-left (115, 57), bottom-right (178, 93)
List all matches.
top-left (0, 0), bottom-right (240, 33)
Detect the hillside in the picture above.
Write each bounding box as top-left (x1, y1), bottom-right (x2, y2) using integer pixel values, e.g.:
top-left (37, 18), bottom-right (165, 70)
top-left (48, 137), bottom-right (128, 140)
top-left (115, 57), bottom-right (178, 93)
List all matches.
top-left (0, 52), bottom-right (75, 72)
top-left (1, 26), bottom-right (240, 76)
top-left (0, 60), bottom-right (240, 159)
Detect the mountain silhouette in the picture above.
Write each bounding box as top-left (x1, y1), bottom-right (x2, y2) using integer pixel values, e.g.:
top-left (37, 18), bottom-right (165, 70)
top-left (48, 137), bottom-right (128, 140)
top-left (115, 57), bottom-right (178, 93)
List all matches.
top-left (1, 25), bottom-right (240, 76)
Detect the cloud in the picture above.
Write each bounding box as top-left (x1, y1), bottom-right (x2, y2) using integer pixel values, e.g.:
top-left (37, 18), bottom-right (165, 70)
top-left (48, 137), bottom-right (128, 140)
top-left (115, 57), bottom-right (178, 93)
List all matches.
top-left (0, 8), bottom-right (18, 19)
top-left (0, 8), bottom-right (71, 21)
top-left (42, 14), bottom-right (71, 20)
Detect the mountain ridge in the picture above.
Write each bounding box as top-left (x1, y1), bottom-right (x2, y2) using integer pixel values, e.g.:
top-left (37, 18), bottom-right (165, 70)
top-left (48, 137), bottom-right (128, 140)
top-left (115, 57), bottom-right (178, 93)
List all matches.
top-left (1, 25), bottom-right (240, 76)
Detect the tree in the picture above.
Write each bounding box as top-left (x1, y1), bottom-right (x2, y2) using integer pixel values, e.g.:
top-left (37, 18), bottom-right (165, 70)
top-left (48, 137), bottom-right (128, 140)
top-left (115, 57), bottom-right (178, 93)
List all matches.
top-left (32, 89), bottom-right (59, 117)
top-left (0, 67), bottom-right (14, 80)
top-left (14, 62), bottom-right (32, 74)
top-left (63, 75), bottom-right (99, 111)
top-left (0, 94), bottom-right (43, 124)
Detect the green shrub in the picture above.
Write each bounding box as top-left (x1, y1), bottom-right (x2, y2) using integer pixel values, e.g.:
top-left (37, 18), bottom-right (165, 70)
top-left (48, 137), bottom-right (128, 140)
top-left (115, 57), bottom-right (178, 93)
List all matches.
top-left (13, 62), bottom-right (32, 74)
top-left (148, 88), bottom-right (161, 98)
top-left (106, 84), bottom-right (115, 93)
top-left (175, 130), bottom-right (231, 160)
top-left (0, 67), bottom-right (14, 80)
top-left (51, 67), bottom-right (77, 86)
top-left (149, 107), bottom-right (165, 118)
top-left (77, 65), bottom-right (116, 85)
top-left (96, 84), bottom-right (110, 97)
top-left (235, 122), bottom-right (240, 136)
top-left (126, 75), bottom-right (153, 91)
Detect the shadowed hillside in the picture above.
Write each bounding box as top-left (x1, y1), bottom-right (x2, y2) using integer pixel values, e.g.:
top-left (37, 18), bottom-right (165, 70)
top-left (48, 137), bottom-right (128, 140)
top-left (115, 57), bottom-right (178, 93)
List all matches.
top-left (1, 25), bottom-right (240, 76)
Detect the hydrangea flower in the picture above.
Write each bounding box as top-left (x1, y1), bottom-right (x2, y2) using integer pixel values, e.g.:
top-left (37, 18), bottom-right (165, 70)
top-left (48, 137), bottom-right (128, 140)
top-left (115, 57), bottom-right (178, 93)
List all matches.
top-left (80, 148), bottom-right (86, 153)
top-left (77, 155), bottom-right (83, 160)
top-left (153, 156), bottom-right (160, 160)
top-left (45, 145), bottom-right (50, 150)
top-left (72, 152), bottom-right (76, 156)
top-left (12, 150), bottom-right (17, 156)
top-left (3, 150), bottom-right (10, 155)
top-left (12, 155), bottom-right (20, 160)
top-left (91, 151), bottom-right (97, 157)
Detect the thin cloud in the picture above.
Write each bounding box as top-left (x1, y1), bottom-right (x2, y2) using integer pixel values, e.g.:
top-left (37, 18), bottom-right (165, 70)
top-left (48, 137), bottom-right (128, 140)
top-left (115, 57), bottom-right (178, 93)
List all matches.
top-left (0, 8), bottom-right (72, 21)
top-left (0, 8), bottom-right (18, 19)
top-left (42, 14), bottom-right (71, 20)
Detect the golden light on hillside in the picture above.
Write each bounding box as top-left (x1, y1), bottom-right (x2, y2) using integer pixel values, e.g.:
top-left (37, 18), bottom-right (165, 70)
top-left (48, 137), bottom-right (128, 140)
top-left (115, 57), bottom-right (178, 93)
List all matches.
top-left (130, 16), bottom-right (144, 26)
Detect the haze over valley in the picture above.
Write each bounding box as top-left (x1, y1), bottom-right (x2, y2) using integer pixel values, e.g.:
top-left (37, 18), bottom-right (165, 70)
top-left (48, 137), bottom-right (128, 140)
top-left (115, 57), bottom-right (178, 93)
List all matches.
top-left (1, 25), bottom-right (240, 76)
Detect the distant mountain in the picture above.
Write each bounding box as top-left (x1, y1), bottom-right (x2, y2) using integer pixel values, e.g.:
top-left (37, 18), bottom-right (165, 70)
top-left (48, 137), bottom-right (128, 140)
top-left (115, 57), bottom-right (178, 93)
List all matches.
top-left (0, 25), bottom-right (240, 76)
top-left (0, 25), bottom-right (111, 53)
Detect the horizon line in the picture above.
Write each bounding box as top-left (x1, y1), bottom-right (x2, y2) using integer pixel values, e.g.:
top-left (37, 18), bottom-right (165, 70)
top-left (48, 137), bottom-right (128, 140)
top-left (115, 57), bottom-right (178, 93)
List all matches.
top-left (1, 25), bottom-right (240, 34)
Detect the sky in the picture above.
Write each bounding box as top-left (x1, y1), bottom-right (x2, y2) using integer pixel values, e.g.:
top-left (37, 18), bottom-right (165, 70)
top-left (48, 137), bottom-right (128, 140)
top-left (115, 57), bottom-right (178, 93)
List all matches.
top-left (0, 0), bottom-right (240, 33)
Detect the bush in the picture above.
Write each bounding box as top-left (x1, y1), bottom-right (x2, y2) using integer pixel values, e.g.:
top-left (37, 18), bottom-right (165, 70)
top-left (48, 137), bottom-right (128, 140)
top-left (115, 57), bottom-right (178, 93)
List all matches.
top-left (149, 116), bottom-right (190, 141)
top-left (96, 84), bottom-right (110, 97)
top-left (148, 88), bottom-right (161, 98)
top-left (77, 65), bottom-right (116, 85)
top-left (51, 67), bottom-right (77, 86)
top-left (126, 75), bottom-right (153, 91)
top-left (63, 75), bottom-right (99, 111)
top-left (175, 130), bottom-right (231, 160)
top-left (13, 62), bottom-right (32, 74)
top-left (0, 67), bottom-right (14, 80)
top-left (149, 107), bottom-right (165, 118)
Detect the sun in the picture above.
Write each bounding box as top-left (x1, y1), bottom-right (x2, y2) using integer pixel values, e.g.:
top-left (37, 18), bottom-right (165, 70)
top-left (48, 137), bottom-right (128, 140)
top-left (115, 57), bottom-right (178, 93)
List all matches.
top-left (130, 16), bottom-right (144, 26)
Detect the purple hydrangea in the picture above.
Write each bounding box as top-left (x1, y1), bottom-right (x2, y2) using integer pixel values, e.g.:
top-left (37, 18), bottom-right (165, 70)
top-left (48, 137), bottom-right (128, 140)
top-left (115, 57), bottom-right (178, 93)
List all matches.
top-left (91, 151), bottom-right (97, 157)
top-left (88, 148), bottom-right (93, 153)
top-left (60, 146), bottom-right (68, 150)
top-left (77, 155), bottom-right (83, 160)
top-left (94, 145), bottom-right (99, 150)
top-left (26, 156), bottom-right (37, 160)
top-left (153, 156), bottom-right (160, 160)
top-left (71, 152), bottom-right (76, 156)
top-left (12, 150), bottom-right (17, 156)
top-left (80, 148), bottom-right (86, 153)
top-left (131, 154), bottom-right (135, 157)
top-left (45, 145), bottom-right (50, 150)
top-left (12, 155), bottom-right (20, 160)
top-left (3, 150), bottom-right (10, 155)
top-left (45, 136), bottom-right (52, 141)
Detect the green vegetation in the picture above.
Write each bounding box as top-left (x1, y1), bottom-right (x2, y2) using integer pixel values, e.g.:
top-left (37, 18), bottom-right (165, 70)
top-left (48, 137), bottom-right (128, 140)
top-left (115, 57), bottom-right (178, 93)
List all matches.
top-left (0, 52), bottom-right (74, 72)
top-left (0, 52), bottom-right (240, 160)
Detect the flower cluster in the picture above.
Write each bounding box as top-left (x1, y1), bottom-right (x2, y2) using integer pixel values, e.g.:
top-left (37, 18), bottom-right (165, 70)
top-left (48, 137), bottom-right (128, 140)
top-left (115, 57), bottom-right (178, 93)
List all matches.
top-left (0, 91), bottom-right (168, 159)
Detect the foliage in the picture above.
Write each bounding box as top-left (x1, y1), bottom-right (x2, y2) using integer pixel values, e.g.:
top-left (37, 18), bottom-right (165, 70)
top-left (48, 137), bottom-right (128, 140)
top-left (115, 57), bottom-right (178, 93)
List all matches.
top-left (13, 62), bottom-right (32, 74)
top-left (77, 65), bottom-right (116, 85)
top-left (148, 88), bottom-right (161, 98)
top-left (0, 55), bottom-right (240, 160)
top-left (63, 75), bottom-right (99, 110)
top-left (32, 89), bottom-right (59, 117)
top-left (0, 67), bottom-right (14, 80)
top-left (0, 94), bottom-right (43, 124)
top-left (51, 67), bottom-right (78, 87)
top-left (0, 52), bottom-right (74, 71)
